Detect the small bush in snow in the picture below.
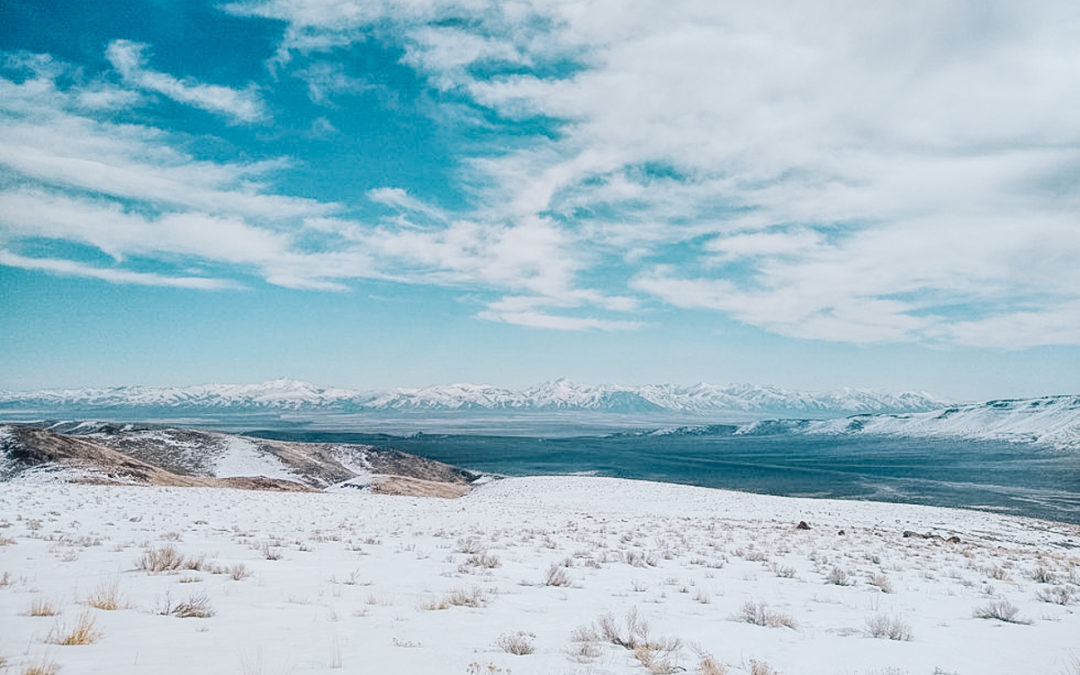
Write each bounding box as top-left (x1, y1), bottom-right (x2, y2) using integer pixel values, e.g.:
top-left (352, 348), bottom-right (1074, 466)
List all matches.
top-left (171, 593), bottom-right (215, 618)
top-left (20, 657), bottom-right (60, 675)
top-left (1035, 585), bottom-right (1075, 605)
top-left (28, 598), bottom-right (60, 616)
top-left (545, 563), bottom-right (572, 587)
top-left (136, 545), bottom-right (187, 573)
top-left (972, 600), bottom-right (1029, 624)
top-left (497, 631), bottom-right (536, 655)
top-left (868, 574), bottom-right (894, 593)
top-left (739, 601), bottom-right (797, 629)
top-left (866, 614), bottom-right (913, 640)
top-left (85, 581), bottom-right (123, 610)
top-left (46, 610), bottom-right (101, 645)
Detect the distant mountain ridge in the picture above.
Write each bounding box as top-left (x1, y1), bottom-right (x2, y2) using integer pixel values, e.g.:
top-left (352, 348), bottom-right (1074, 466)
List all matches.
top-left (641, 395), bottom-right (1080, 450)
top-left (0, 377), bottom-right (951, 417)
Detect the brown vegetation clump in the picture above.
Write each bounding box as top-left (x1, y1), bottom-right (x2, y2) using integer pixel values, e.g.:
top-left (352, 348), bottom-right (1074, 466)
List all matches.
top-left (46, 610), bottom-right (101, 645)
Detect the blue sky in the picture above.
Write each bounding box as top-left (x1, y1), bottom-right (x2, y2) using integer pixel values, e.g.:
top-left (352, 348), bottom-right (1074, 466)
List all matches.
top-left (1, 0), bottom-right (1078, 399)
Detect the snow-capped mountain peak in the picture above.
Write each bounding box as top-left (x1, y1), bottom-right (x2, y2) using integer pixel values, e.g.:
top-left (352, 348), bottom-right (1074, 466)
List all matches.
top-left (0, 378), bottom-right (951, 416)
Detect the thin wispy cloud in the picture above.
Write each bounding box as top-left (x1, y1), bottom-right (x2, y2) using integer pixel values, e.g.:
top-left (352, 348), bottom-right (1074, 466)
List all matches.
top-left (0, 250), bottom-right (236, 290)
top-left (105, 40), bottom-right (267, 123)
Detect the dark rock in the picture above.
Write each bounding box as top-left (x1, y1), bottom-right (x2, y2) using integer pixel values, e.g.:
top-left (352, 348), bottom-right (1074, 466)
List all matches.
top-left (837, 529), bottom-right (845, 536)
top-left (796, 521), bottom-right (811, 530)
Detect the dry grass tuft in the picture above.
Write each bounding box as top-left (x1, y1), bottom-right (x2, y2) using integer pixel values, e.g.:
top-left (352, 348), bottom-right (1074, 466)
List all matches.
top-left (973, 600), bottom-right (1030, 624)
top-left (739, 601), bottom-right (797, 629)
top-left (868, 574), bottom-right (894, 593)
top-left (866, 614), bottom-right (913, 640)
top-left (497, 631), bottom-right (536, 655)
top-left (229, 564), bottom-right (253, 581)
top-left (85, 582), bottom-right (123, 610)
top-left (46, 610), bottom-right (102, 645)
top-left (423, 587), bottom-right (485, 610)
top-left (136, 545), bottom-right (189, 574)
top-left (826, 567), bottom-right (854, 586)
top-left (172, 593), bottom-right (215, 618)
top-left (544, 563), bottom-right (572, 587)
top-left (20, 657), bottom-right (60, 675)
top-left (694, 649), bottom-right (726, 675)
top-left (1036, 585), bottom-right (1076, 605)
top-left (749, 660), bottom-right (778, 675)
top-left (28, 598), bottom-right (60, 616)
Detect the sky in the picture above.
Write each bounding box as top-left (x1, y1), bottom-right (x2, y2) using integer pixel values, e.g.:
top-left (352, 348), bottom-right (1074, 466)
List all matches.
top-left (1, 0), bottom-right (1079, 400)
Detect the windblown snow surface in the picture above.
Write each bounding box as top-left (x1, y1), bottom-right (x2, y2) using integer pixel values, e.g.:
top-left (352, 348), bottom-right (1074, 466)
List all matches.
top-left (1, 476), bottom-right (1077, 675)
top-left (212, 435), bottom-right (296, 481)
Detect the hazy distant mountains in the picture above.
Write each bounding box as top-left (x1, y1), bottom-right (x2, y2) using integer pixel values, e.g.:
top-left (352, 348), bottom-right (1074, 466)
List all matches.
top-left (649, 395), bottom-right (1080, 450)
top-left (0, 378), bottom-right (951, 417)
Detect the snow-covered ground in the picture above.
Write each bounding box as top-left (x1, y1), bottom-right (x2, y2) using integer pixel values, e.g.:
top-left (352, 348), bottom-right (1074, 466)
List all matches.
top-left (212, 436), bottom-right (297, 481)
top-left (1, 477), bottom-right (1078, 675)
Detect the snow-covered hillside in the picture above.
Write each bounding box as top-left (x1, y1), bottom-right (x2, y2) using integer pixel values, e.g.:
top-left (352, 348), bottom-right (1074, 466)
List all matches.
top-left (1, 477), bottom-right (1078, 675)
top-left (646, 395), bottom-right (1080, 449)
top-left (0, 377), bottom-right (949, 417)
top-left (794, 394), bottom-right (1080, 449)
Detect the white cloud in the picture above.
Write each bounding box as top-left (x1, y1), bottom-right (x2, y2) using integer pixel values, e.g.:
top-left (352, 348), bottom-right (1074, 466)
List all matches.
top-left (224, 0), bottom-right (1080, 346)
top-left (105, 40), bottom-right (266, 123)
top-left (0, 250), bottom-right (235, 290)
top-left (477, 308), bottom-right (643, 332)
top-left (367, 187), bottom-right (447, 222)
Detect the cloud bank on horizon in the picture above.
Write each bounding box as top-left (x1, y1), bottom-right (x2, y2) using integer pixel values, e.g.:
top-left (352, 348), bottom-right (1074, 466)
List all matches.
top-left (1, 1), bottom-right (1079, 355)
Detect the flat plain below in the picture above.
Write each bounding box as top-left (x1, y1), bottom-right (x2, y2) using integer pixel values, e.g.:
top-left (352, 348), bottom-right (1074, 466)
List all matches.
top-left (1, 476), bottom-right (1078, 675)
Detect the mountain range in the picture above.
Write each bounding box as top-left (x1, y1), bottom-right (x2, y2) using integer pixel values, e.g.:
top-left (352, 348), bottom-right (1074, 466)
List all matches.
top-left (0, 378), bottom-right (951, 417)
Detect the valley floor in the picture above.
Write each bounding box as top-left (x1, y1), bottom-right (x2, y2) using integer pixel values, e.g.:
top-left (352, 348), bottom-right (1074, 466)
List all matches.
top-left (1, 476), bottom-right (1078, 675)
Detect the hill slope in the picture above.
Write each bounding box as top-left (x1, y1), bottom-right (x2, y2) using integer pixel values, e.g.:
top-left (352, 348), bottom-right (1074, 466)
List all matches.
top-left (0, 423), bottom-right (478, 496)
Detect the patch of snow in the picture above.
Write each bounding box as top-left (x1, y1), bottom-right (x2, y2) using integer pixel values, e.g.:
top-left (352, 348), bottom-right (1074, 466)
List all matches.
top-left (213, 435), bottom-right (296, 480)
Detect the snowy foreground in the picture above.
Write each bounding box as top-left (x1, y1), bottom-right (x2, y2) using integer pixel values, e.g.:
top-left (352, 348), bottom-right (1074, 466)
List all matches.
top-left (1, 477), bottom-right (1078, 675)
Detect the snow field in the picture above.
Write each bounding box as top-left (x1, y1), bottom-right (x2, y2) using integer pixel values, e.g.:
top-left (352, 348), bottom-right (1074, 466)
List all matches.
top-left (0, 476), bottom-right (1078, 675)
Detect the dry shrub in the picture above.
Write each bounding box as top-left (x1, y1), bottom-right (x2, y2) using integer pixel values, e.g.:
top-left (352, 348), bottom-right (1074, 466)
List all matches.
top-left (1031, 566), bottom-right (1057, 584)
top-left (20, 657), bottom-right (60, 675)
top-left (136, 545), bottom-right (188, 574)
top-left (695, 650), bottom-right (726, 675)
top-left (230, 564), bottom-right (253, 581)
top-left (1035, 585), bottom-right (1075, 605)
top-left (46, 610), bottom-right (101, 645)
top-left (456, 537), bottom-right (484, 554)
top-left (423, 586), bottom-right (485, 610)
top-left (464, 553), bottom-right (500, 569)
top-left (497, 631), bottom-right (535, 655)
top-left (973, 600), bottom-right (1029, 624)
top-left (866, 614), bottom-right (913, 640)
top-left (28, 598), bottom-right (60, 616)
top-left (868, 574), bottom-right (893, 593)
top-left (85, 582), bottom-right (123, 610)
top-left (739, 601), bottom-right (797, 629)
top-left (826, 567), bottom-right (854, 586)
top-left (634, 642), bottom-right (683, 674)
top-left (545, 563), bottom-right (572, 587)
top-left (172, 593), bottom-right (215, 618)
top-left (749, 660), bottom-right (778, 675)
